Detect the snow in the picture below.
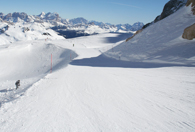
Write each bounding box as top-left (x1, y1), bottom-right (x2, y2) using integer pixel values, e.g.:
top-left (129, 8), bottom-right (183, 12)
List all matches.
top-left (0, 5), bottom-right (195, 132)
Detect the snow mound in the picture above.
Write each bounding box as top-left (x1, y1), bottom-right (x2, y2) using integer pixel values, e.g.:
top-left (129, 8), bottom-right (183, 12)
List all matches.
top-left (0, 41), bottom-right (76, 80)
top-left (104, 6), bottom-right (195, 65)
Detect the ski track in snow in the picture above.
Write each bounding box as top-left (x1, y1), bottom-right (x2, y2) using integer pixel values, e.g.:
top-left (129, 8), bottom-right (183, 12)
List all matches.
top-left (0, 33), bottom-right (195, 132)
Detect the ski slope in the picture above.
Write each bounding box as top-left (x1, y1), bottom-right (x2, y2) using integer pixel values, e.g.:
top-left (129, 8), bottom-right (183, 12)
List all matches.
top-left (0, 32), bottom-right (195, 132)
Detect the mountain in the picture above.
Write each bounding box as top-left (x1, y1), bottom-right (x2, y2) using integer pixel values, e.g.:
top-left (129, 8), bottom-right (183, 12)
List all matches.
top-left (131, 22), bottom-right (144, 31)
top-left (34, 12), bottom-right (68, 25)
top-left (69, 17), bottom-right (88, 25)
top-left (0, 12), bottom-right (143, 33)
top-left (116, 22), bottom-right (144, 32)
top-left (104, 1), bottom-right (195, 65)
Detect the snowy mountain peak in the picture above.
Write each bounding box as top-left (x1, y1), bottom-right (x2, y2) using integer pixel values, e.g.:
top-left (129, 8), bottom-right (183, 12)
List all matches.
top-left (69, 17), bottom-right (88, 25)
top-left (38, 12), bottom-right (46, 18)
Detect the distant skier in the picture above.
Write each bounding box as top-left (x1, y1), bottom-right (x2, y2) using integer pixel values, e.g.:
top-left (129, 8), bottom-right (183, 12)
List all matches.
top-left (15, 80), bottom-right (20, 90)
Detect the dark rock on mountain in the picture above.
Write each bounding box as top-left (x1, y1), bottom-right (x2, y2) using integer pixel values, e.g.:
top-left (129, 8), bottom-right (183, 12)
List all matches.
top-left (23, 27), bottom-right (30, 32)
top-left (142, 22), bottom-right (152, 29)
top-left (42, 32), bottom-right (51, 36)
top-left (0, 25), bottom-right (9, 33)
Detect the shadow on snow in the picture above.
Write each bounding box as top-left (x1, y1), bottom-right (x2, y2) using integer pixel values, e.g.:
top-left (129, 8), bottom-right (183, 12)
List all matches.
top-left (70, 54), bottom-right (194, 68)
top-left (103, 32), bottom-right (133, 44)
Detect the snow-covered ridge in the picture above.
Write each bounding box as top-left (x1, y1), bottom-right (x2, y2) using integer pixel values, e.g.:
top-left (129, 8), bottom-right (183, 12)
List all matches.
top-left (143, 0), bottom-right (188, 29)
top-left (104, 5), bottom-right (195, 65)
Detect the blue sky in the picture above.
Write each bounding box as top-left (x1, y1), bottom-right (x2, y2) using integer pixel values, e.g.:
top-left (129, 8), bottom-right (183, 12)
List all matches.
top-left (0, 0), bottom-right (170, 25)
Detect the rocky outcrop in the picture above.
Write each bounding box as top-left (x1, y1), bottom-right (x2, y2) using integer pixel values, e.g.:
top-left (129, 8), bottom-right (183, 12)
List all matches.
top-left (186, 0), bottom-right (195, 14)
top-left (126, 29), bottom-right (143, 42)
top-left (23, 27), bottom-right (30, 32)
top-left (182, 23), bottom-right (195, 40)
top-left (0, 25), bottom-right (9, 33)
top-left (42, 33), bottom-right (51, 36)
top-left (182, 0), bottom-right (195, 40)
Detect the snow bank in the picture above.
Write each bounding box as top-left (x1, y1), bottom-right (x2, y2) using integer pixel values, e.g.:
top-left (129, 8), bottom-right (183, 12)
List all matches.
top-left (0, 41), bottom-right (76, 80)
top-left (104, 6), bottom-right (195, 65)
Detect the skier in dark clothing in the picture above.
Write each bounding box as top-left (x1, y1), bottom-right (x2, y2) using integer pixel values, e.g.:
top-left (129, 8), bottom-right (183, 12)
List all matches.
top-left (15, 80), bottom-right (20, 90)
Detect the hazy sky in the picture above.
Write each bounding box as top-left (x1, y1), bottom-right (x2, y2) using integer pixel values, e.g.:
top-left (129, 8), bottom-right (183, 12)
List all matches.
top-left (0, 0), bottom-right (170, 25)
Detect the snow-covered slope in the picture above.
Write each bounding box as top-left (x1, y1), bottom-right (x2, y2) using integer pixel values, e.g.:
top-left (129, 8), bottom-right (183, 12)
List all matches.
top-left (104, 5), bottom-right (195, 65)
top-left (0, 22), bottom-right (64, 44)
top-left (0, 33), bottom-right (194, 132)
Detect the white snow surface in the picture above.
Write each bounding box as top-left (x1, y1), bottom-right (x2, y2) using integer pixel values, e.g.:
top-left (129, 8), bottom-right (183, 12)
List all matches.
top-left (0, 6), bottom-right (195, 132)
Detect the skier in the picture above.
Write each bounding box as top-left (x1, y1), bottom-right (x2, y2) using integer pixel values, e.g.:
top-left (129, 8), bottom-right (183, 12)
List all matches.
top-left (15, 80), bottom-right (20, 90)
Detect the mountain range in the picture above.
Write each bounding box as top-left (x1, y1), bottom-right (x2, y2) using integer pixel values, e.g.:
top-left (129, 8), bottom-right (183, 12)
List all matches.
top-left (0, 12), bottom-right (144, 33)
